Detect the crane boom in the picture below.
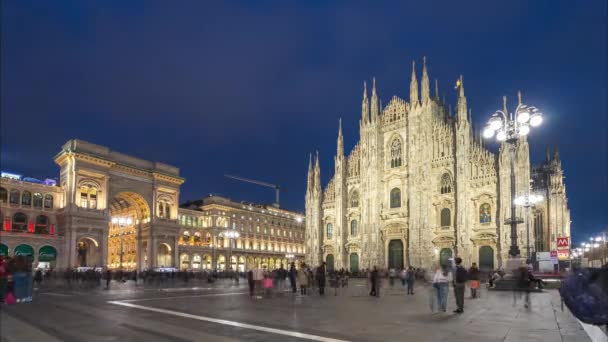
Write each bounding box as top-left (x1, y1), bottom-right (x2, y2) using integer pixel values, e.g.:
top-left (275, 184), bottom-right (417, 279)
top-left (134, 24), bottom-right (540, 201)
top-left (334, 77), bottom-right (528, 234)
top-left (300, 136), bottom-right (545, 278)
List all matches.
top-left (224, 174), bottom-right (281, 207)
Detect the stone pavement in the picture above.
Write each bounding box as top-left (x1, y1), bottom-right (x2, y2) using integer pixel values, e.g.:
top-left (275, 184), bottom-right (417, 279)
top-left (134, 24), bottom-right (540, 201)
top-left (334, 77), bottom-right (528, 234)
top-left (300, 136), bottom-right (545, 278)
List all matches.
top-left (0, 280), bottom-right (601, 342)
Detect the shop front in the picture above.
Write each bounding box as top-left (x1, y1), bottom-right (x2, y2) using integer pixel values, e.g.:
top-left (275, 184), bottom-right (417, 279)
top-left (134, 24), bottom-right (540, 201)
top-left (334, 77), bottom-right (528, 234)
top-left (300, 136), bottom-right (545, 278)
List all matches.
top-left (38, 245), bottom-right (57, 269)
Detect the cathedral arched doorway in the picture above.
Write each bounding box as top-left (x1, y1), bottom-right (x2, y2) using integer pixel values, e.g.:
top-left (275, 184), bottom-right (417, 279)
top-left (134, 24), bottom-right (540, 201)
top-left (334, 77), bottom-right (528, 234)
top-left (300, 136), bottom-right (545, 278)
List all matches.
top-left (479, 246), bottom-right (494, 272)
top-left (326, 254), bottom-right (335, 271)
top-left (388, 240), bottom-right (404, 270)
top-left (349, 253), bottom-right (359, 273)
top-left (77, 237), bottom-right (99, 267)
top-left (108, 192), bottom-right (150, 270)
top-left (439, 248), bottom-right (452, 267)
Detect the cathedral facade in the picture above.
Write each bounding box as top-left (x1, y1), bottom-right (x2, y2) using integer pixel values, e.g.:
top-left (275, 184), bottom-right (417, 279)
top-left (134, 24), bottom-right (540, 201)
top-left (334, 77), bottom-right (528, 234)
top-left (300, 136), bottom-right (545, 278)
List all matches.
top-left (305, 59), bottom-right (571, 272)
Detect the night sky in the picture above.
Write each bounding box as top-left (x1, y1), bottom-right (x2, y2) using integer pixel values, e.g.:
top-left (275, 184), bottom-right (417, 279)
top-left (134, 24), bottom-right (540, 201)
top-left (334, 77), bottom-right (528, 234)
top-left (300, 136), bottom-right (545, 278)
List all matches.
top-left (1, 1), bottom-right (606, 244)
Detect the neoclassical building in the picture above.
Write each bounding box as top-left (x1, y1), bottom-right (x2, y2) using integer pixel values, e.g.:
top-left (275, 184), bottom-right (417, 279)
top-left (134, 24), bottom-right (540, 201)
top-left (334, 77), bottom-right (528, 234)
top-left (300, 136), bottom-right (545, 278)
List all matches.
top-left (0, 139), bottom-right (305, 270)
top-left (305, 59), bottom-right (571, 272)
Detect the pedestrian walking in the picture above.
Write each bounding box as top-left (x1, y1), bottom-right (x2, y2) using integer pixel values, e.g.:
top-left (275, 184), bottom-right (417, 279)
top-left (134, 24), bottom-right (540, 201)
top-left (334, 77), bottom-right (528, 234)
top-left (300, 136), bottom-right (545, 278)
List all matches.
top-left (277, 264), bottom-right (287, 291)
top-left (468, 263), bottom-right (480, 298)
top-left (432, 264), bottom-right (452, 313)
top-left (389, 268), bottom-right (396, 287)
top-left (406, 266), bottom-right (415, 295)
top-left (370, 266), bottom-right (380, 297)
top-left (288, 262), bottom-right (297, 293)
top-left (105, 269), bottom-right (111, 289)
top-left (247, 269), bottom-right (255, 297)
top-left (316, 262), bottom-right (326, 296)
top-left (453, 257), bottom-right (467, 313)
top-left (34, 269), bottom-right (43, 287)
top-left (297, 263), bottom-right (309, 295)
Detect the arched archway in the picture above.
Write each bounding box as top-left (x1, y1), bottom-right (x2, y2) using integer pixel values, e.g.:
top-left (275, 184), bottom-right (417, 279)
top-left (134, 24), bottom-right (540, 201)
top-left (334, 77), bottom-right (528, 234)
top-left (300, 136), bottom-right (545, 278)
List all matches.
top-left (440, 248), bottom-right (452, 267)
top-left (326, 254), bottom-right (335, 271)
top-left (77, 237), bottom-right (99, 267)
top-left (479, 246), bottom-right (494, 272)
top-left (388, 240), bottom-right (404, 270)
top-left (157, 243), bottom-right (172, 267)
top-left (108, 191), bottom-right (151, 270)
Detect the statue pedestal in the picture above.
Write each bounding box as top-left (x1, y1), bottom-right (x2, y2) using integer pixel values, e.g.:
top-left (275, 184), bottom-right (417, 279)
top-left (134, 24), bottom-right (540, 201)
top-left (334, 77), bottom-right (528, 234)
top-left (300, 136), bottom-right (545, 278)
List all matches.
top-left (504, 257), bottom-right (525, 277)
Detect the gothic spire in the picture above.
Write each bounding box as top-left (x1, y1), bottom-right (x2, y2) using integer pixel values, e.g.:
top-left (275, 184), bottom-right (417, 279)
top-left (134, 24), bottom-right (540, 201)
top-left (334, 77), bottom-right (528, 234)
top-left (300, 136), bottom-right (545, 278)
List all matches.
top-left (410, 60), bottom-right (419, 106)
top-left (361, 81), bottom-right (369, 124)
top-left (371, 77), bottom-right (379, 123)
top-left (421, 56), bottom-right (430, 104)
top-left (435, 79), bottom-right (440, 101)
top-left (337, 117), bottom-right (344, 158)
top-left (518, 90), bottom-right (523, 106)
top-left (546, 145), bottom-right (551, 162)
top-left (554, 146), bottom-right (560, 161)
top-left (457, 75), bottom-right (468, 125)
top-left (314, 151), bottom-right (321, 193)
top-left (307, 153), bottom-right (314, 194)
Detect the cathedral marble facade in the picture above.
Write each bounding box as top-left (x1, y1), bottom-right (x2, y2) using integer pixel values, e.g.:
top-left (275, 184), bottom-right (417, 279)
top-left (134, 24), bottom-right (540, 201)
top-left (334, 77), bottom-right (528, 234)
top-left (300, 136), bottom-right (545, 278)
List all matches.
top-left (305, 59), bottom-right (571, 272)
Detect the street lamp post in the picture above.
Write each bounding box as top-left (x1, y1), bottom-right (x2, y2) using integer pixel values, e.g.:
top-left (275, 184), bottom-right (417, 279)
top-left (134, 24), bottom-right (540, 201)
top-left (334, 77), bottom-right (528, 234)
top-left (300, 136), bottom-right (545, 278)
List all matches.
top-left (514, 193), bottom-right (544, 262)
top-left (483, 95), bottom-right (543, 261)
top-left (111, 216), bottom-right (133, 270)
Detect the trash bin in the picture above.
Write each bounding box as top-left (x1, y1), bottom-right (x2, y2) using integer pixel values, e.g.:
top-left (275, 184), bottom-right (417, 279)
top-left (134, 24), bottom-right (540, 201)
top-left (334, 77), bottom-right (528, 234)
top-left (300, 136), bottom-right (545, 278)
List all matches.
top-left (12, 272), bottom-right (33, 303)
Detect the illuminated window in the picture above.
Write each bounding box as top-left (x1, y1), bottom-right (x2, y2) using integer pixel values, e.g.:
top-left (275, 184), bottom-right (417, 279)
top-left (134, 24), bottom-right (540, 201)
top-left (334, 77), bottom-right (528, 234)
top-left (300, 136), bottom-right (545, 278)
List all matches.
top-left (33, 193), bottom-right (43, 208)
top-left (44, 194), bottom-right (53, 209)
top-left (22, 191), bottom-right (32, 206)
top-left (9, 190), bottom-right (19, 204)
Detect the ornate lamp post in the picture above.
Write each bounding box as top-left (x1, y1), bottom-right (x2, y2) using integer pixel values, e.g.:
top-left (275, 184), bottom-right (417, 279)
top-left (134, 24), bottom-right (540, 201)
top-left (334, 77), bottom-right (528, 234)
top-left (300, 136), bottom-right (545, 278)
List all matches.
top-left (514, 193), bottom-right (544, 262)
top-left (483, 95), bottom-right (543, 259)
top-left (111, 216), bottom-right (133, 270)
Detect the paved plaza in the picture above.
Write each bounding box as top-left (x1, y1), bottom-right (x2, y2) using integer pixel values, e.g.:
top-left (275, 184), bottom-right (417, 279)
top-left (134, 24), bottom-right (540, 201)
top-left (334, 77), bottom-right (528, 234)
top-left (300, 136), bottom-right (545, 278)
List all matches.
top-left (0, 279), bottom-right (601, 342)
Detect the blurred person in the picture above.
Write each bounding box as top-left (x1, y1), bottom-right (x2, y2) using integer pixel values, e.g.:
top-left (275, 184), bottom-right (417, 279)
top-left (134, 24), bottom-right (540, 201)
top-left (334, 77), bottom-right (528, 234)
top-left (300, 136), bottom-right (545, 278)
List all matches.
top-left (316, 262), bottom-right (326, 296)
top-left (468, 263), bottom-right (480, 298)
top-left (247, 269), bottom-right (255, 297)
top-left (433, 264), bottom-right (452, 313)
top-left (406, 266), bottom-right (415, 295)
top-left (453, 257), bottom-right (467, 313)
top-left (289, 262), bottom-right (297, 293)
top-left (370, 266), bottom-right (379, 297)
top-left (297, 263), bottom-right (309, 295)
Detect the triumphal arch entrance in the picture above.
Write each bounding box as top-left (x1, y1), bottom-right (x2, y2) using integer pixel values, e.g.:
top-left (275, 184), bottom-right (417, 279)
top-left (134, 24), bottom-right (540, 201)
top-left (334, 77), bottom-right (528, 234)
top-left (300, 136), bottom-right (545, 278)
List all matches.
top-left (54, 139), bottom-right (184, 271)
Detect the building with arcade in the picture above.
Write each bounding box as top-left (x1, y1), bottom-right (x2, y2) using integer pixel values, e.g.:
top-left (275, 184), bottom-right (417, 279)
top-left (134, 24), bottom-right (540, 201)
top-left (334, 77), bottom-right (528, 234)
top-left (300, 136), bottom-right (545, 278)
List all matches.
top-left (0, 139), bottom-right (305, 271)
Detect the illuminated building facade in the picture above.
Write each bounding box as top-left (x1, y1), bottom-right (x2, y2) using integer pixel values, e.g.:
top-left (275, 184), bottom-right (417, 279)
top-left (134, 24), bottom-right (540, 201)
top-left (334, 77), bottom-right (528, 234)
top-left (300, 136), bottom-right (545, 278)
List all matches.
top-left (0, 139), bottom-right (305, 271)
top-left (305, 59), bottom-right (572, 272)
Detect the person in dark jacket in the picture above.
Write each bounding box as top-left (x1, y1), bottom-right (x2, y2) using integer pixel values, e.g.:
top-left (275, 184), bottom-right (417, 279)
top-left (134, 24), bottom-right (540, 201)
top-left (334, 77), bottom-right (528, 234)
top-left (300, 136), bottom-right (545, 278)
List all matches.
top-left (370, 266), bottom-right (379, 297)
top-left (316, 262), bottom-right (326, 295)
top-left (247, 270), bottom-right (255, 297)
top-left (288, 262), bottom-right (297, 293)
top-left (453, 257), bottom-right (467, 313)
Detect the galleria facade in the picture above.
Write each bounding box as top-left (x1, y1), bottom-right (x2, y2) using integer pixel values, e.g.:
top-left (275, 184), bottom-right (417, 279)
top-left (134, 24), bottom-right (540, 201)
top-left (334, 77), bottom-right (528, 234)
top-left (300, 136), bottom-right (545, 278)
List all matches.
top-left (305, 59), bottom-right (571, 272)
top-left (0, 139), bottom-right (305, 271)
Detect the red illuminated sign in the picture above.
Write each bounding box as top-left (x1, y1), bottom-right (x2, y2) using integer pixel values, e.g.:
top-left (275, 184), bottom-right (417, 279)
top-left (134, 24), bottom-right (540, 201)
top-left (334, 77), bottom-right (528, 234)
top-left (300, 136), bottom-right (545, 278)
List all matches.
top-left (550, 250), bottom-right (558, 258)
top-left (557, 236), bottom-right (570, 249)
top-left (50, 224), bottom-right (55, 235)
top-left (3, 219), bottom-right (10, 231)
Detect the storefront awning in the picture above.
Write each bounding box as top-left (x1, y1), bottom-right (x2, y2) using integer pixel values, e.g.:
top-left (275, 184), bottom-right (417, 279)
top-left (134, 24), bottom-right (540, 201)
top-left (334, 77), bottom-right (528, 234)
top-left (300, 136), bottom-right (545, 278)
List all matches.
top-left (14, 244), bottom-right (34, 257)
top-left (39, 246), bottom-right (57, 262)
top-left (0, 243), bottom-right (8, 257)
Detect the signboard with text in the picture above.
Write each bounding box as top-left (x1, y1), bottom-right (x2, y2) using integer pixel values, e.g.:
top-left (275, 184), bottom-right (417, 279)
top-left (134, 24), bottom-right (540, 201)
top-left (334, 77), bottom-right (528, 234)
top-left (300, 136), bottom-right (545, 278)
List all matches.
top-left (557, 250), bottom-right (570, 260)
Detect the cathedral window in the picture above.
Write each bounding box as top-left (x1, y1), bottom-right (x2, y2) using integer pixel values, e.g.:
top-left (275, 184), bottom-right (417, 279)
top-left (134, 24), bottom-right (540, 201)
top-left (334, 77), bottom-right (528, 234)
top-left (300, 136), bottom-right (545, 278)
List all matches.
top-left (440, 208), bottom-right (451, 227)
top-left (390, 188), bottom-right (401, 208)
top-left (390, 138), bottom-right (402, 168)
top-left (440, 173), bottom-right (452, 194)
top-left (350, 191), bottom-right (359, 207)
top-left (326, 223), bottom-right (333, 239)
top-left (350, 220), bottom-right (358, 237)
top-left (480, 203), bottom-right (491, 224)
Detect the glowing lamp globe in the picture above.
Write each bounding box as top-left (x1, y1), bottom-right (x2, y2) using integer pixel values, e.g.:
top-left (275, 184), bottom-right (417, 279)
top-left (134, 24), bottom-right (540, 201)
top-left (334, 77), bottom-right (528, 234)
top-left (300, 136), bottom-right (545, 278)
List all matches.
top-left (530, 113), bottom-right (542, 127)
top-left (517, 110), bottom-right (530, 123)
top-left (519, 125), bottom-right (530, 136)
top-left (496, 130), bottom-right (507, 142)
top-left (483, 126), bottom-right (495, 139)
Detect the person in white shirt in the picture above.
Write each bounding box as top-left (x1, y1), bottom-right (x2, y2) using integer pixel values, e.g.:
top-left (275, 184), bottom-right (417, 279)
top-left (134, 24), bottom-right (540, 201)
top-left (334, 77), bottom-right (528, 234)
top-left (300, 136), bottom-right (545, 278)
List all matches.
top-left (432, 264), bottom-right (453, 312)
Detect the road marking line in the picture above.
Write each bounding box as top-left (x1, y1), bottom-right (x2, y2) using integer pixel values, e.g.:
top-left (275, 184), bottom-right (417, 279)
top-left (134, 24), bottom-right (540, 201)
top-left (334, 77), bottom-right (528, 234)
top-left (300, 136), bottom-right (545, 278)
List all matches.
top-left (107, 300), bottom-right (350, 342)
top-left (40, 292), bottom-right (74, 297)
top-left (117, 291), bottom-right (249, 302)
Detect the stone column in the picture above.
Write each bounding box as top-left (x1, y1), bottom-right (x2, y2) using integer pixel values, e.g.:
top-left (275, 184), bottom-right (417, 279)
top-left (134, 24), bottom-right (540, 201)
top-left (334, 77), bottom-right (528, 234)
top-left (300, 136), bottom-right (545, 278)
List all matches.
top-left (101, 229), bottom-right (109, 267)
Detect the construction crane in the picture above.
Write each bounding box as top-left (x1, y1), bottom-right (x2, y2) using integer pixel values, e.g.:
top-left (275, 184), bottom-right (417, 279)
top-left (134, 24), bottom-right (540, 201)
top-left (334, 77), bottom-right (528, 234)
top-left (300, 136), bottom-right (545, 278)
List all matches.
top-left (224, 174), bottom-right (282, 208)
